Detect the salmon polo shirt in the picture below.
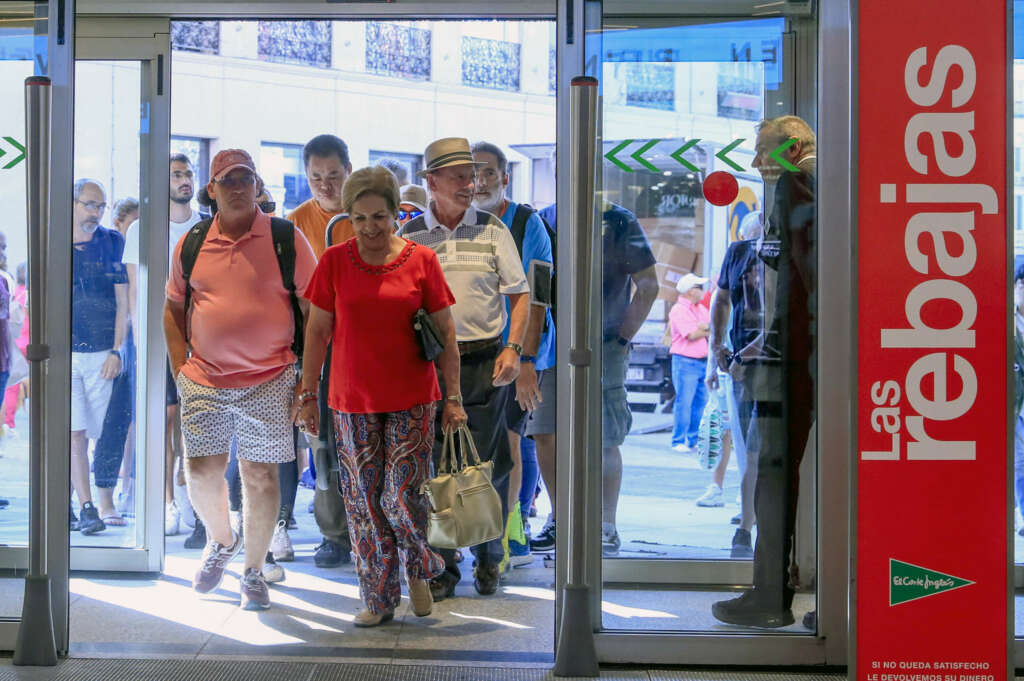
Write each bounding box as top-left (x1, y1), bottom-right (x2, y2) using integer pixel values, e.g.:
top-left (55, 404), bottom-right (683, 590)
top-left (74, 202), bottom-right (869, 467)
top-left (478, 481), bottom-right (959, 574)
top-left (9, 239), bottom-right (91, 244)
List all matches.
top-left (166, 209), bottom-right (317, 388)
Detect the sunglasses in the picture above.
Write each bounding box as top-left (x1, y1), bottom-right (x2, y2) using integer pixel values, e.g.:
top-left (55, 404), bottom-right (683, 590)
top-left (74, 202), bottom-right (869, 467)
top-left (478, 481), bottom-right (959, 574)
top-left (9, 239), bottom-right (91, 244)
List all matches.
top-left (398, 209), bottom-right (423, 221)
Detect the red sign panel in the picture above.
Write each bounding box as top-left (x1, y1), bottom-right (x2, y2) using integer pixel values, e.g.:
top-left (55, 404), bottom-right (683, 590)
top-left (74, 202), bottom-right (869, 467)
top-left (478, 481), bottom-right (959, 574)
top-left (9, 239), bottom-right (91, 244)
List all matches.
top-left (858, 2), bottom-right (1008, 679)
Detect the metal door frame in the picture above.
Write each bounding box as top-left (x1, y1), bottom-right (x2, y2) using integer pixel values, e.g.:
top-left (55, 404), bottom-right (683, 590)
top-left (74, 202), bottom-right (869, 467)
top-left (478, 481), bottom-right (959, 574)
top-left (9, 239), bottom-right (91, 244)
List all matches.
top-left (71, 17), bottom-right (170, 573)
top-left (555, 0), bottom-right (853, 667)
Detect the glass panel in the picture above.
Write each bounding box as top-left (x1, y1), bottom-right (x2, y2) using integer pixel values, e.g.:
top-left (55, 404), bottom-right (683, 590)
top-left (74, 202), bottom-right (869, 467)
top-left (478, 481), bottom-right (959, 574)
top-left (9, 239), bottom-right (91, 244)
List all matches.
top-left (0, 0), bottom-right (46, 618)
top-left (595, 14), bottom-right (817, 633)
top-left (71, 60), bottom-right (143, 548)
top-left (1013, 0), bottom-right (1024, 640)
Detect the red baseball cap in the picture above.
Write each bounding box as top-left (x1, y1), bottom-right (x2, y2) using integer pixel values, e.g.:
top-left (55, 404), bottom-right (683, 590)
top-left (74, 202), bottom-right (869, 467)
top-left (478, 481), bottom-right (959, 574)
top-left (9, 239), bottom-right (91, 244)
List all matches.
top-left (210, 148), bottom-right (256, 181)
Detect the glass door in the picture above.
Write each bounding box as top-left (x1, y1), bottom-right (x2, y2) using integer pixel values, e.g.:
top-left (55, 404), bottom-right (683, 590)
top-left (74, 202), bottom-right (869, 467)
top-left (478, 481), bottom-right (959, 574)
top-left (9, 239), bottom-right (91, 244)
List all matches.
top-left (555, 0), bottom-right (850, 666)
top-left (70, 19), bottom-right (169, 572)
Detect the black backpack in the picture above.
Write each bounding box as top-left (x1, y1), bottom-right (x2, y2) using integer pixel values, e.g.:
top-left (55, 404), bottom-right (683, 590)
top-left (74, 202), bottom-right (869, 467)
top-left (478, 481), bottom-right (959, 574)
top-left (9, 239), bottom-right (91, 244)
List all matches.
top-left (180, 217), bottom-right (304, 358)
top-left (508, 203), bottom-right (557, 325)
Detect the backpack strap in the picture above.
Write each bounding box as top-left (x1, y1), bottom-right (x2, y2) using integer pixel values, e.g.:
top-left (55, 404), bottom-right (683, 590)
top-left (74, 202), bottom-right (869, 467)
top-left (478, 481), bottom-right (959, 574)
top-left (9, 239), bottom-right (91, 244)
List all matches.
top-left (270, 217), bottom-right (304, 358)
top-left (508, 204), bottom-right (531, 259)
top-left (180, 219), bottom-right (214, 346)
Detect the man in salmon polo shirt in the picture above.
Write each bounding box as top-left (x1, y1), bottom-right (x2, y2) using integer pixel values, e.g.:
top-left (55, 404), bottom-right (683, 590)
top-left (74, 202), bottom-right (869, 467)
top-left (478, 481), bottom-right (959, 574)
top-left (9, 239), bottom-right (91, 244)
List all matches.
top-left (286, 134), bottom-right (354, 569)
top-left (164, 149), bottom-right (317, 610)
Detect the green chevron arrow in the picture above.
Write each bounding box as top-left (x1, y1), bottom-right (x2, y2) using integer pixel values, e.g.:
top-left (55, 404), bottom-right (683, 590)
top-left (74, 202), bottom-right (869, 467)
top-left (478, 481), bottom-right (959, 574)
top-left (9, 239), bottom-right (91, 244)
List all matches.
top-left (605, 139), bottom-right (635, 172)
top-left (629, 139), bottom-right (660, 173)
top-left (715, 138), bottom-right (745, 172)
top-left (769, 138), bottom-right (800, 172)
top-left (2, 137), bottom-right (24, 170)
top-left (670, 139), bottom-right (700, 173)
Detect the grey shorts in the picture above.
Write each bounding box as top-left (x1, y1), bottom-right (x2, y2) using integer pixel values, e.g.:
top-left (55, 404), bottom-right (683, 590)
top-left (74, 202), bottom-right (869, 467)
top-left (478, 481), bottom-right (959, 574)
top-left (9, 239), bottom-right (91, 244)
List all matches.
top-left (525, 367), bottom-right (557, 436)
top-left (177, 368), bottom-right (297, 463)
top-left (601, 339), bottom-right (632, 448)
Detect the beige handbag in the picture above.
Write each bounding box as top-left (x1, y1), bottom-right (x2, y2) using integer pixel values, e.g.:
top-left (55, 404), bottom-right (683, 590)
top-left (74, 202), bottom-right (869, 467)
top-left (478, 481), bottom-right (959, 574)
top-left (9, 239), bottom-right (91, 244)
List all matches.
top-left (421, 426), bottom-right (504, 550)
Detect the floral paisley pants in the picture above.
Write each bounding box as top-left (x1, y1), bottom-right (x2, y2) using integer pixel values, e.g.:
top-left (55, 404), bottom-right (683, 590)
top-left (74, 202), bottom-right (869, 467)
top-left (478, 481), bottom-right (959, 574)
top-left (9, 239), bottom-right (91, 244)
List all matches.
top-left (334, 403), bottom-right (444, 614)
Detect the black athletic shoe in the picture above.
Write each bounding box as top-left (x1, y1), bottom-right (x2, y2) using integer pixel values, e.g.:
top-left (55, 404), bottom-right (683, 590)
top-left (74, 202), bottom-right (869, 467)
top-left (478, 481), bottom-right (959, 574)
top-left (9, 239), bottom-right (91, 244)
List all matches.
top-left (429, 571), bottom-right (458, 601)
top-left (78, 502), bottom-right (106, 535)
top-left (184, 517), bottom-right (207, 549)
top-left (529, 517), bottom-right (555, 552)
top-left (711, 590), bottom-right (795, 628)
top-left (473, 563), bottom-right (500, 595)
top-left (730, 528), bottom-right (753, 558)
top-left (314, 539), bottom-right (350, 567)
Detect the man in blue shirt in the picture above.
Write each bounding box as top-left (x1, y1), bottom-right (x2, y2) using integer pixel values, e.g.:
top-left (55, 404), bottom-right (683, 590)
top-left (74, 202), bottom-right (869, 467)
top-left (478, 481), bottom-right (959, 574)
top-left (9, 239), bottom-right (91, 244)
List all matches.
top-left (535, 199), bottom-right (658, 557)
top-left (471, 142), bottom-right (555, 568)
top-left (71, 178), bottom-right (128, 536)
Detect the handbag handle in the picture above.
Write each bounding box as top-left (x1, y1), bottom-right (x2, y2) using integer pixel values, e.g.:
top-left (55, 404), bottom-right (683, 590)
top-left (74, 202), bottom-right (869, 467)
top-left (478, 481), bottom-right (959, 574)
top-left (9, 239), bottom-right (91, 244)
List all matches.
top-left (455, 425), bottom-right (483, 468)
top-left (439, 426), bottom-right (456, 475)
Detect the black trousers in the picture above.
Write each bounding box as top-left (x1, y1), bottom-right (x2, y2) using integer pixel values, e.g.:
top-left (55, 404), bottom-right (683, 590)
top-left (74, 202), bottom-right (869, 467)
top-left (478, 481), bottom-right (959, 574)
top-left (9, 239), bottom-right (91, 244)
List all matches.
top-left (749, 359), bottom-right (813, 611)
top-left (432, 340), bottom-right (512, 581)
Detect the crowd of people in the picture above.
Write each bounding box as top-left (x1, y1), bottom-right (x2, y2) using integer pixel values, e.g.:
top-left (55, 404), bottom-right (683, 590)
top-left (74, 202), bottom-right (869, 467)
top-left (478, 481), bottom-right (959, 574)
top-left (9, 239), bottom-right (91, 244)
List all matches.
top-left (67, 113), bottom-right (817, 630)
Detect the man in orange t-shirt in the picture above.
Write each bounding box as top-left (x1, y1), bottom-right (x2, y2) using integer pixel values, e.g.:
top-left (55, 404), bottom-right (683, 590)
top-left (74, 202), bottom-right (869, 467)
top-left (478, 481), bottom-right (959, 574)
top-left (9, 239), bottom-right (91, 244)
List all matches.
top-left (287, 134), bottom-right (352, 259)
top-left (285, 134), bottom-right (353, 568)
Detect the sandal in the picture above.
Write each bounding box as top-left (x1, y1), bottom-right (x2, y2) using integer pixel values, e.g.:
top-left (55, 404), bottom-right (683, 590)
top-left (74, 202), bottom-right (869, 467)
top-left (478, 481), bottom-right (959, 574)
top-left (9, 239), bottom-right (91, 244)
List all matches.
top-left (100, 513), bottom-right (127, 527)
top-left (353, 609), bottom-right (394, 628)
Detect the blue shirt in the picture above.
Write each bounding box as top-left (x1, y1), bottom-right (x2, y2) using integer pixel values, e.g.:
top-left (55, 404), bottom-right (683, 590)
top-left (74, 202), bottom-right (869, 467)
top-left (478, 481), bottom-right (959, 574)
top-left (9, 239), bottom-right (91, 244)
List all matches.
top-left (539, 203), bottom-right (655, 338)
top-left (500, 202), bottom-right (556, 371)
top-left (72, 227), bottom-right (127, 352)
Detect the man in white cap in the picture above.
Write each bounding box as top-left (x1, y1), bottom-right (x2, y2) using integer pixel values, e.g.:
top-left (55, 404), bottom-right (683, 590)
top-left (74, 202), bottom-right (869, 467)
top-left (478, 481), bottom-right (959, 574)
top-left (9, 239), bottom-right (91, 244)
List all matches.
top-left (668, 272), bottom-right (710, 455)
top-left (399, 137), bottom-right (530, 600)
top-left (164, 148), bottom-right (317, 611)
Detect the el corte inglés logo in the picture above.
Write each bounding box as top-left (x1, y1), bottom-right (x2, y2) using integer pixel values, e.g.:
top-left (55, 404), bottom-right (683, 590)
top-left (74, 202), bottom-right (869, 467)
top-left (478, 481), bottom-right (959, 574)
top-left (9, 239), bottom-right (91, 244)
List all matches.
top-left (889, 559), bottom-right (974, 606)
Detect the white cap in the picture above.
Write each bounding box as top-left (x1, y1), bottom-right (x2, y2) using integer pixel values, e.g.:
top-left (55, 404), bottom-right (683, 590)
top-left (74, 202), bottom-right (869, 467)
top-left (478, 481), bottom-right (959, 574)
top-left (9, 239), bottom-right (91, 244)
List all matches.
top-left (676, 273), bottom-right (709, 293)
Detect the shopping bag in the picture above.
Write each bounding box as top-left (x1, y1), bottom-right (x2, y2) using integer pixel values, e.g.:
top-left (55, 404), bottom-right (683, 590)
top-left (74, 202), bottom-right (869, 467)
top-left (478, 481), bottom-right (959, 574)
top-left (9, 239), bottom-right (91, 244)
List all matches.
top-left (697, 389), bottom-right (722, 470)
top-left (421, 425), bottom-right (504, 550)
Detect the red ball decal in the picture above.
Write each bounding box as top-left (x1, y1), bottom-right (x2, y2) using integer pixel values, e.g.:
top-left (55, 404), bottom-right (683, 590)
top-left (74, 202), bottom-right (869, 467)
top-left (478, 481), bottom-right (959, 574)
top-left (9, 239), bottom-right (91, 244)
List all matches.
top-left (702, 171), bottom-right (739, 206)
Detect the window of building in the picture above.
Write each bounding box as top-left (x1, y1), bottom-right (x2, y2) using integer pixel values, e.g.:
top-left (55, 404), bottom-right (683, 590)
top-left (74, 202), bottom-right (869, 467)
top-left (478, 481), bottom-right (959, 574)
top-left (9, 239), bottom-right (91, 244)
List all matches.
top-left (368, 150), bottom-right (423, 186)
top-left (170, 136), bottom-right (210, 190)
top-left (258, 21), bottom-right (331, 69)
top-left (171, 21), bottom-right (220, 55)
top-left (365, 22), bottom-right (431, 81)
top-left (462, 36), bottom-right (521, 91)
top-left (260, 142), bottom-right (309, 213)
top-left (625, 62), bottom-right (675, 111)
top-left (716, 62), bottom-right (763, 122)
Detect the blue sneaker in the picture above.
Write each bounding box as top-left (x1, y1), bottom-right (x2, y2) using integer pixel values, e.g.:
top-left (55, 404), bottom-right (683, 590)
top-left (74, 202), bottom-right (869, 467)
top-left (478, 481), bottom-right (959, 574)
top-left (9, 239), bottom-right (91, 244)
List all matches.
top-left (509, 538), bottom-right (533, 567)
top-left (299, 467), bottom-right (315, 490)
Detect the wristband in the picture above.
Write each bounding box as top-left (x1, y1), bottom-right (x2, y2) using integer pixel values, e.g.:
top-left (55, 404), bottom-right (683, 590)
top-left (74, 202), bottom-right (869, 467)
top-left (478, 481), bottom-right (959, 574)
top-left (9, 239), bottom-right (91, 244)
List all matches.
top-left (446, 394), bottom-right (463, 406)
top-left (109, 349), bottom-right (121, 362)
top-left (520, 355), bottom-right (536, 364)
top-left (504, 342), bottom-right (523, 355)
top-left (297, 390), bottom-right (317, 404)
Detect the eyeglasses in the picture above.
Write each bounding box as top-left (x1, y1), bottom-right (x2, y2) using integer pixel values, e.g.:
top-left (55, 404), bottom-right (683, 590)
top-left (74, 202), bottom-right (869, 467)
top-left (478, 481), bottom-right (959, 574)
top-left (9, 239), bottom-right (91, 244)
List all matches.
top-left (398, 209), bottom-right (423, 221)
top-left (76, 200), bottom-right (107, 212)
top-left (215, 174), bottom-right (256, 189)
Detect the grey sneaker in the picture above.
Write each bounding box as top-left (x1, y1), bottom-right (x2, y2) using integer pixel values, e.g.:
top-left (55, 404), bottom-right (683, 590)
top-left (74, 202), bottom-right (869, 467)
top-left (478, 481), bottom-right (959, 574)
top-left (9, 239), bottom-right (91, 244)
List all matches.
top-left (193, 532), bottom-right (242, 594)
top-left (240, 568), bottom-right (271, 610)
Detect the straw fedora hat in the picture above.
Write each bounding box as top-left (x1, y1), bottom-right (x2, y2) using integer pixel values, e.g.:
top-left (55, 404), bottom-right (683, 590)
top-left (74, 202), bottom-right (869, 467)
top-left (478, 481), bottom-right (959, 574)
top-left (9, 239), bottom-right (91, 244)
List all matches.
top-left (417, 137), bottom-right (486, 177)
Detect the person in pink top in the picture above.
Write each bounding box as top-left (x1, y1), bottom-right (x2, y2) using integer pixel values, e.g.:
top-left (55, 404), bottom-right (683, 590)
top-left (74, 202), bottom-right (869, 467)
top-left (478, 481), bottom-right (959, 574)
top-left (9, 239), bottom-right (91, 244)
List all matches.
top-left (297, 166), bottom-right (465, 627)
top-left (164, 148), bottom-right (317, 611)
top-left (669, 273), bottom-right (711, 453)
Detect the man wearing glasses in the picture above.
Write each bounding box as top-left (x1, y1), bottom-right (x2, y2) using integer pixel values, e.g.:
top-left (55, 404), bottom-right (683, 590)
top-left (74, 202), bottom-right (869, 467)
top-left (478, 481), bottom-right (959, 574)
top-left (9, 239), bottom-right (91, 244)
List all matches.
top-left (286, 134), bottom-right (354, 570)
top-left (164, 149), bottom-right (317, 610)
top-left (71, 178), bottom-right (128, 536)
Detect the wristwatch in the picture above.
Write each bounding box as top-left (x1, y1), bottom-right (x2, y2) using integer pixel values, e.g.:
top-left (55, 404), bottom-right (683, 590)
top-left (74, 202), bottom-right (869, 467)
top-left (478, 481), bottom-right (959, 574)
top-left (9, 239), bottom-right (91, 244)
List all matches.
top-left (446, 394), bottom-right (463, 406)
top-left (504, 342), bottom-right (523, 356)
top-left (520, 354), bottom-right (537, 364)
top-left (108, 349), bottom-right (121, 362)
top-left (615, 335), bottom-right (630, 347)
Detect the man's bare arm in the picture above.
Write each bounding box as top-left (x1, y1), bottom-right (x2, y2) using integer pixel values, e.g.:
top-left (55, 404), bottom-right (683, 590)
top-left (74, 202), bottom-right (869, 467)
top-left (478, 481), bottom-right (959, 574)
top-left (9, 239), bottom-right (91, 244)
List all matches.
top-left (618, 265), bottom-right (658, 341)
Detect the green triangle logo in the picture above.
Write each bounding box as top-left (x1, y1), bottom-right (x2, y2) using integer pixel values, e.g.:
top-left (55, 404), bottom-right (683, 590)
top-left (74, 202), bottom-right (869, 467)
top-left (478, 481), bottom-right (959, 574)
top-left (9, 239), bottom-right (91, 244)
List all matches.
top-left (890, 559), bottom-right (975, 606)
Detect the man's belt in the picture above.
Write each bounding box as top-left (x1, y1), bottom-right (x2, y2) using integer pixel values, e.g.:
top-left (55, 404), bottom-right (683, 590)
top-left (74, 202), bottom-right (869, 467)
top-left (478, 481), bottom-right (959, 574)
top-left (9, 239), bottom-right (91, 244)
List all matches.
top-left (456, 337), bottom-right (502, 357)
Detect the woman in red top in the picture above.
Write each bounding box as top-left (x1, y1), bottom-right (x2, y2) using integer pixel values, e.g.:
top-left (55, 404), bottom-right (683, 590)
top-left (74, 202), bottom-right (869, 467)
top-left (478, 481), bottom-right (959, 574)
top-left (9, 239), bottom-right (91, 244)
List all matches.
top-left (296, 166), bottom-right (465, 627)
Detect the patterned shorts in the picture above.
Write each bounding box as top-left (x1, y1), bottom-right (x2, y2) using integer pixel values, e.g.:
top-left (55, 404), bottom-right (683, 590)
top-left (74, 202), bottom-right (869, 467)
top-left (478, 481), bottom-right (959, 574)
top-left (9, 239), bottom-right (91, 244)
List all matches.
top-left (177, 368), bottom-right (297, 463)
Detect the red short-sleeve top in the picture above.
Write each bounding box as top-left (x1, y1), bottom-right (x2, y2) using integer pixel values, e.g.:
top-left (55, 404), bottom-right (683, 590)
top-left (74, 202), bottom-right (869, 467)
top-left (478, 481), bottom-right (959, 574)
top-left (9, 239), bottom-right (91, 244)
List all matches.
top-left (304, 238), bottom-right (455, 414)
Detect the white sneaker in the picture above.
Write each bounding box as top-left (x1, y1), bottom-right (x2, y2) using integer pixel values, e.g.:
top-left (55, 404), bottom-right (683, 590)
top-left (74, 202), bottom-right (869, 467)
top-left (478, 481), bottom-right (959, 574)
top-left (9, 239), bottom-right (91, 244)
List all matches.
top-left (263, 559), bottom-right (285, 584)
top-left (269, 519), bottom-right (294, 562)
top-left (165, 500), bottom-right (181, 536)
top-left (695, 483), bottom-right (724, 507)
top-left (671, 443), bottom-right (693, 454)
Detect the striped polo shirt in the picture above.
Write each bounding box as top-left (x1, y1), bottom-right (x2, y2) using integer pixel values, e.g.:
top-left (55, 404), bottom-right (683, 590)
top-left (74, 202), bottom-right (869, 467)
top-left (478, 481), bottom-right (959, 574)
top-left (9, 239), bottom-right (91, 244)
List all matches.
top-left (401, 204), bottom-right (528, 342)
